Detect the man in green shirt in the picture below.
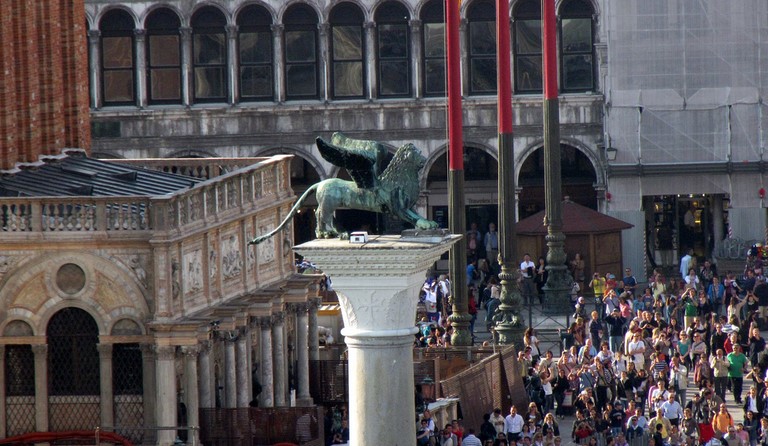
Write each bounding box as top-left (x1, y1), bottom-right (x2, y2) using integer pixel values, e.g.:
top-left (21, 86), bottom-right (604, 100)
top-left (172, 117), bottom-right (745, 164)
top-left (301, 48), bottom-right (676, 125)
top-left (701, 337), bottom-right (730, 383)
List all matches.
top-left (682, 288), bottom-right (697, 329)
top-left (727, 344), bottom-right (749, 404)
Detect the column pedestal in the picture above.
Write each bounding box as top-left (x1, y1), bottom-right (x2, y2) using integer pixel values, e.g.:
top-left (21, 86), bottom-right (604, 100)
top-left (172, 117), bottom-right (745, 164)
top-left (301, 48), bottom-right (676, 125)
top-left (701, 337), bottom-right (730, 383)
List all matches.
top-left (294, 233), bottom-right (459, 446)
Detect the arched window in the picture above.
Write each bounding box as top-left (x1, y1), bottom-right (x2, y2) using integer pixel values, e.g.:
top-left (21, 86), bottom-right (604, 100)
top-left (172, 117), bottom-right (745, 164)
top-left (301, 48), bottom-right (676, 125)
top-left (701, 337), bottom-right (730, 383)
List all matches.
top-left (421, 0), bottom-right (445, 97)
top-left (375, 2), bottom-right (410, 98)
top-left (100, 9), bottom-right (135, 105)
top-left (237, 5), bottom-right (273, 101)
top-left (513, 0), bottom-right (542, 93)
top-left (47, 308), bottom-right (100, 430)
top-left (284, 4), bottom-right (319, 100)
top-left (560, 0), bottom-right (595, 92)
top-left (467, 0), bottom-right (497, 95)
top-left (145, 8), bottom-right (182, 104)
top-left (330, 3), bottom-right (365, 99)
top-left (192, 7), bottom-right (227, 102)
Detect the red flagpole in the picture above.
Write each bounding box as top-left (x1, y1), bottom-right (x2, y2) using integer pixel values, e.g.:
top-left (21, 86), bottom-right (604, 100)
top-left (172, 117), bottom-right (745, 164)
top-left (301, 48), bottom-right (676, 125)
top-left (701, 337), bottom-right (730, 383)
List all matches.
top-left (446, 0), bottom-right (463, 170)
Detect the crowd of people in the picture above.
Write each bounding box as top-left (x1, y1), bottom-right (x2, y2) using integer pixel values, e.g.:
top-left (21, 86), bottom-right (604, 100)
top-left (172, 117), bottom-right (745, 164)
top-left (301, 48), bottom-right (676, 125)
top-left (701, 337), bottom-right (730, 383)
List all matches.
top-left (415, 239), bottom-right (768, 446)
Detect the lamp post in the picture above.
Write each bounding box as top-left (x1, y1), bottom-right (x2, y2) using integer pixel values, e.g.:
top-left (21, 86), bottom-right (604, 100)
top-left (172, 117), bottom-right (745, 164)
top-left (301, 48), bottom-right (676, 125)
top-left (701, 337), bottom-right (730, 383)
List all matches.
top-left (541, 0), bottom-right (571, 313)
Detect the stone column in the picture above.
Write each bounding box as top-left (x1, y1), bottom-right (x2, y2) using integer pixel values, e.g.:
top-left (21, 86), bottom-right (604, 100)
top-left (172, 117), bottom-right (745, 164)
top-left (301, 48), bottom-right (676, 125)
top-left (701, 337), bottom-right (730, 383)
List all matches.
top-left (223, 333), bottom-right (237, 408)
top-left (272, 312), bottom-right (286, 406)
top-left (134, 29), bottom-right (147, 108)
top-left (141, 344), bottom-right (157, 444)
top-left (97, 344), bottom-right (114, 429)
top-left (198, 340), bottom-right (213, 408)
top-left (259, 317), bottom-right (274, 407)
top-left (308, 298), bottom-right (320, 361)
top-left (364, 22), bottom-right (377, 99)
top-left (318, 23), bottom-right (330, 101)
top-left (180, 26), bottom-right (193, 106)
top-left (296, 303), bottom-right (312, 405)
top-left (0, 345), bottom-right (6, 438)
top-left (155, 345), bottom-right (177, 446)
top-left (271, 24), bottom-right (285, 103)
top-left (294, 234), bottom-right (459, 446)
top-left (32, 345), bottom-right (48, 432)
top-left (183, 346), bottom-right (200, 446)
top-left (235, 329), bottom-right (250, 407)
top-left (87, 30), bottom-right (102, 109)
top-left (226, 25), bottom-right (239, 105)
top-left (409, 20), bottom-right (422, 99)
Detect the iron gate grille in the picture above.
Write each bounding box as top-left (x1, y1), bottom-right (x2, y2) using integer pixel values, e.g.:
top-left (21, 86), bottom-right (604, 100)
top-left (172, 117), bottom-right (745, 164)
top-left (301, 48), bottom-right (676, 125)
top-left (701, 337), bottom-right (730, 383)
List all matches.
top-left (47, 307), bottom-right (100, 431)
top-left (113, 343), bottom-right (144, 444)
top-left (5, 345), bottom-right (35, 436)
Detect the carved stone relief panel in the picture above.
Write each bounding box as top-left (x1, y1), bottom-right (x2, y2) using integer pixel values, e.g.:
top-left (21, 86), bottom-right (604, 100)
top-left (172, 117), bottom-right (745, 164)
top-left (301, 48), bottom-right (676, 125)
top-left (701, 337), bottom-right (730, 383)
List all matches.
top-left (183, 248), bottom-right (204, 296)
top-left (221, 232), bottom-right (243, 281)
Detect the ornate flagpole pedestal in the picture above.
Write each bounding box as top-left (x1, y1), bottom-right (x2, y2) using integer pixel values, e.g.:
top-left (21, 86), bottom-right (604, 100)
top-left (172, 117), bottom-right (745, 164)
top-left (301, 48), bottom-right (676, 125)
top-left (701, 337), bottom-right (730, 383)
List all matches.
top-left (294, 232), bottom-right (459, 446)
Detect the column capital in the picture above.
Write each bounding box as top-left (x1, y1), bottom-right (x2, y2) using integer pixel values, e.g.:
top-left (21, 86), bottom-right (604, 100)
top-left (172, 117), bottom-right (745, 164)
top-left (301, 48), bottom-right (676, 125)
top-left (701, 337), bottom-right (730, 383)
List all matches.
top-left (459, 18), bottom-right (468, 31)
top-left (318, 23), bottom-right (330, 37)
top-left (140, 343), bottom-right (156, 357)
top-left (181, 345), bottom-right (200, 357)
top-left (198, 339), bottom-right (212, 354)
top-left (133, 29), bottom-right (146, 39)
top-left (225, 25), bottom-right (239, 37)
top-left (88, 29), bottom-right (101, 40)
top-left (271, 24), bottom-right (284, 34)
top-left (409, 20), bottom-right (422, 32)
top-left (259, 316), bottom-right (273, 330)
top-left (31, 344), bottom-right (48, 356)
top-left (155, 345), bottom-right (177, 361)
top-left (364, 21), bottom-right (376, 30)
top-left (271, 311), bottom-right (285, 326)
top-left (97, 343), bottom-right (114, 357)
top-left (308, 297), bottom-right (321, 311)
top-left (180, 26), bottom-right (192, 39)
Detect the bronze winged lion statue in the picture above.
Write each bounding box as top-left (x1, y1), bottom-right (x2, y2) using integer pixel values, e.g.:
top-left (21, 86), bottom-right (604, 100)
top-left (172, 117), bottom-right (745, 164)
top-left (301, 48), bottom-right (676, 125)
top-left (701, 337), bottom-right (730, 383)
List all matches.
top-left (249, 132), bottom-right (439, 244)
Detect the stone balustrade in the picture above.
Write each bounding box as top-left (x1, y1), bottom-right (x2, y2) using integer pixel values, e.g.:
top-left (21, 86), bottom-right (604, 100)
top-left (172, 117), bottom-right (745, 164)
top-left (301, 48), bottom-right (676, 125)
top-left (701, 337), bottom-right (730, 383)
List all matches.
top-left (0, 156), bottom-right (293, 236)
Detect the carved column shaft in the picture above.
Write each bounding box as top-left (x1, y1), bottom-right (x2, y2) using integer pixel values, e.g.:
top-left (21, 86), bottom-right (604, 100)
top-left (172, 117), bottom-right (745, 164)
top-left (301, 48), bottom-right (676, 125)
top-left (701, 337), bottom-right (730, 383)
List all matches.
top-left (183, 346), bottom-right (200, 446)
top-left (87, 30), bottom-right (101, 109)
top-left (272, 25), bottom-right (285, 103)
top-left (272, 312), bottom-right (286, 406)
top-left (259, 318), bottom-right (274, 407)
top-left (364, 22), bottom-right (377, 99)
top-left (235, 331), bottom-right (250, 408)
top-left (155, 345), bottom-right (177, 446)
top-left (223, 335), bottom-right (237, 408)
top-left (97, 344), bottom-right (114, 429)
top-left (296, 304), bottom-right (312, 405)
top-left (226, 25), bottom-right (239, 105)
top-left (319, 23), bottom-right (330, 101)
top-left (134, 29), bottom-right (147, 108)
top-left (409, 20), bottom-right (422, 99)
top-left (32, 344), bottom-right (48, 432)
top-left (180, 27), bottom-right (193, 106)
top-left (198, 341), bottom-right (213, 408)
top-left (141, 344), bottom-right (157, 444)
top-left (308, 298), bottom-right (320, 361)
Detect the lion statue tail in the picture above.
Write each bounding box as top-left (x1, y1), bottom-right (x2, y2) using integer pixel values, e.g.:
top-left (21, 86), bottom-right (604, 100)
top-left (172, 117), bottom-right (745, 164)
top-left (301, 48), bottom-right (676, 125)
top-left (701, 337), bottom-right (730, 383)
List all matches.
top-left (249, 183), bottom-right (319, 245)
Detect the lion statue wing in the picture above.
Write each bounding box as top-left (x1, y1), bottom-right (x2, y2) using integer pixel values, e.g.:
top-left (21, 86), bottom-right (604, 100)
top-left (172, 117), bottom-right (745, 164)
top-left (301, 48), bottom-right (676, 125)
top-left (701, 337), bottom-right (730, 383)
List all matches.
top-left (316, 132), bottom-right (389, 189)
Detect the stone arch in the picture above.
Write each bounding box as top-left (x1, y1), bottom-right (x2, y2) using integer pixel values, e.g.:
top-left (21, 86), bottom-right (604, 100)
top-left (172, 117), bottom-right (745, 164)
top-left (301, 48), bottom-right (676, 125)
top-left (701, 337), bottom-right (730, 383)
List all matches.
top-left (556, 0), bottom-right (600, 17)
top-left (0, 252), bottom-right (150, 337)
top-left (234, 1), bottom-right (278, 25)
top-left (420, 142), bottom-right (498, 191)
top-left (95, 4), bottom-right (141, 29)
top-left (190, 2), bottom-right (233, 27)
top-left (3, 320), bottom-right (34, 337)
top-left (515, 138), bottom-right (604, 186)
top-left (167, 148), bottom-right (221, 158)
top-left (325, 0), bottom-right (371, 23)
top-left (372, 0), bottom-right (415, 22)
top-left (255, 147), bottom-right (327, 180)
top-left (110, 317), bottom-right (145, 336)
top-left (277, 1), bottom-right (323, 24)
top-left (140, 3), bottom-right (186, 29)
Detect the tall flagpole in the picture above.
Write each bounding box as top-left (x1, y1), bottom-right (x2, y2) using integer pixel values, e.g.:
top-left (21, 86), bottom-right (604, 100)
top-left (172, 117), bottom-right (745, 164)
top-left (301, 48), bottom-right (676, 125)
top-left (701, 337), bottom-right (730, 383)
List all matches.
top-left (446, 0), bottom-right (472, 345)
top-left (493, 0), bottom-right (525, 347)
top-left (541, 0), bottom-right (570, 312)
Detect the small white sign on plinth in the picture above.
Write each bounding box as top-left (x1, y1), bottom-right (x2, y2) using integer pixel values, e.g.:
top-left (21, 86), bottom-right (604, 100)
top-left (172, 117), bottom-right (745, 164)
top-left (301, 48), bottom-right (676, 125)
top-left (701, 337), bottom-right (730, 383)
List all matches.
top-left (294, 232), bottom-right (459, 446)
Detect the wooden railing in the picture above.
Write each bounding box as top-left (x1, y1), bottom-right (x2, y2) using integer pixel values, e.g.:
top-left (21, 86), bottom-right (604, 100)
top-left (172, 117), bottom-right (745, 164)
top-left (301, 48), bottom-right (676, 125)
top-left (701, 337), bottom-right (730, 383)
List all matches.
top-left (0, 156), bottom-right (293, 235)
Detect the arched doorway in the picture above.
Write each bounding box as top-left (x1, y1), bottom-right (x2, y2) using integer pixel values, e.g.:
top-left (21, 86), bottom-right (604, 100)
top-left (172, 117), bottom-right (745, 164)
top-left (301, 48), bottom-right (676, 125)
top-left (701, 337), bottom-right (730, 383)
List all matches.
top-left (518, 144), bottom-right (597, 219)
top-left (426, 147), bottom-right (499, 231)
top-left (47, 307), bottom-right (100, 431)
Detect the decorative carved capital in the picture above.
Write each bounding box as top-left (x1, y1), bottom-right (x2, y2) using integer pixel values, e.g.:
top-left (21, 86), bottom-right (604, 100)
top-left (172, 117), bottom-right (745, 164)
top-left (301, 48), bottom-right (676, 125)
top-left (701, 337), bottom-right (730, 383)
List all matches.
top-left (409, 20), bottom-right (422, 32)
top-left (259, 316), bottom-right (273, 330)
top-left (155, 345), bottom-right (177, 361)
top-left (182, 345), bottom-right (199, 357)
top-left (198, 339), bottom-right (212, 354)
top-left (271, 24), bottom-right (284, 34)
top-left (88, 29), bottom-right (101, 40)
top-left (318, 23), bottom-right (330, 36)
top-left (272, 311), bottom-right (285, 326)
top-left (180, 27), bottom-right (192, 39)
top-left (133, 29), bottom-right (146, 39)
top-left (140, 343), bottom-right (156, 358)
top-left (225, 25), bottom-right (239, 36)
top-left (364, 21), bottom-right (376, 30)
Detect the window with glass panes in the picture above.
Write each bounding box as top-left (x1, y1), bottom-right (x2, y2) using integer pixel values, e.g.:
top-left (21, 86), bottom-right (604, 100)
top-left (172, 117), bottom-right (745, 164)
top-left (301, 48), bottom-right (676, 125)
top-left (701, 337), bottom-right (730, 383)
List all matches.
top-left (375, 2), bottom-right (410, 98)
top-left (560, 0), bottom-right (595, 92)
top-left (330, 3), bottom-right (365, 99)
top-left (237, 5), bottom-right (273, 101)
top-left (284, 4), bottom-right (319, 100)
top-left (468, 0), bottom-right (497, 95)
top-left (100, 10), bottom-right (135, 105)
top-left (192, 7), bottom-right (227, 102)
top-left (421, 0), bottom-right (445, 97)
top-left (513, 0), bottom-right (542, 93)
top-left (146, 8), bottom-right (182, 104)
